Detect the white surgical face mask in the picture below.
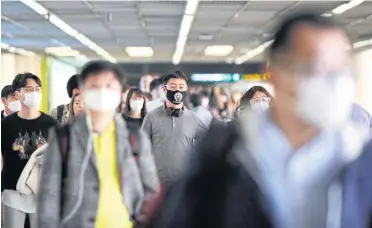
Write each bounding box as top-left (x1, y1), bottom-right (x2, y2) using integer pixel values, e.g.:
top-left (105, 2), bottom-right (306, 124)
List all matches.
top-left (297, 74), bottom-right (354, 129)
top-left (84, 88), bottom-right (121, 112)
top-left (221, 96), bottom-right (228, 103)
top-left (201, 98), bottom-right (209, 108)
top-left (22, 92), bottom-right (42, 108)
top-left (251, 101), bottom-right (270, 112)
top-left (129, 99), bottom-right (144, 114)
top-left (7, 100), bottom-right (22, 112)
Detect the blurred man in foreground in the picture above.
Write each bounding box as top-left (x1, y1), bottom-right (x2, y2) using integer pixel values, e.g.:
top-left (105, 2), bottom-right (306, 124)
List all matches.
top-left (148, 13), bottom-right (372, 228)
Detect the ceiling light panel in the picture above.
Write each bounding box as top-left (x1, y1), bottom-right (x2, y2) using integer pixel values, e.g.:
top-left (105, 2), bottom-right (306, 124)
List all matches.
top-left (204, 45), bottom-right (234, 56)
top-left (125, 47), bottom-right (154, 57)
top-left (45, 46), bottom-right (80, 56)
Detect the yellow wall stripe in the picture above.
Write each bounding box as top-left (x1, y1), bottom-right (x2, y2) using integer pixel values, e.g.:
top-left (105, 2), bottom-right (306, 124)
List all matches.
top-left (40, 57), bottom-right (48, 113)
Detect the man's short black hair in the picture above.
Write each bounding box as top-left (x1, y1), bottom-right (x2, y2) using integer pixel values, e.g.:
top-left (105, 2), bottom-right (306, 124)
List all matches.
top-left (66, 74), bottom-right (79, 98)
top-left (79, 60), bottom-right (126, 86)
top-left (12, 73), bottom-right (42, 91)
top-left (164, 71), bottom-right (188, 84)
top-left (149, 78), bottom-right (161, 92)
top-left (190, 93), bottom-right (202, 107)
top-left (269, 13), bottom-right (345, 62)
top-left (1, 85), bottom-right (15, 99)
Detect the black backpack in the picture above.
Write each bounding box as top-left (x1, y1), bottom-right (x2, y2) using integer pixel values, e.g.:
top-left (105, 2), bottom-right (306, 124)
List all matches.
top-left (55, 125), bottom-right (70, 217)
top-left (56, 105), bottom-right (65, 124)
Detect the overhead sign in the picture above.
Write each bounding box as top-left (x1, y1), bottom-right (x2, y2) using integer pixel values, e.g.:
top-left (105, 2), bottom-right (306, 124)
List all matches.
top-left (191, 73), bottom-right (241, 82)
top-left (242, 72), bottom-right (271, 81)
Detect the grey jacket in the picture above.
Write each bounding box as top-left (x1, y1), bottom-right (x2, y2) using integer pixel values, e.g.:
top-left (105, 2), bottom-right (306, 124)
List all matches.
top-left (37, 114), bottom-right (159, 228)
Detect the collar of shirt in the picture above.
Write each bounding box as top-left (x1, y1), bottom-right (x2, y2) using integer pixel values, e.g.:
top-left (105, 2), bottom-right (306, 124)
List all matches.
top-left (85, 114), bottom-right (115, 136)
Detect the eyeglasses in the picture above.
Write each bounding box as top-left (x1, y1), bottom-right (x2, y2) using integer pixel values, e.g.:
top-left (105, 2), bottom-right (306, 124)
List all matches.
top-left (165, 84), bottom-right (188, 91)
top-left (21, 86), bottom-right (41, 93)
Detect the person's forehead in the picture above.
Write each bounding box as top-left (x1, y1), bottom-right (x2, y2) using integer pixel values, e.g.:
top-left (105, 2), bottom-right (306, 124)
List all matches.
top-left (291, 25), bottom-right (350, 65)
top-left (168, 78), bottom-right (186, 85)
top-left (85, 71), bottom-right (119, 83)
top-left (25, 78), bottom-right (39, 86)
top-left (131, 93), bottom-right (141, 98)
top-left (252, 91), bottom-right (266, 98)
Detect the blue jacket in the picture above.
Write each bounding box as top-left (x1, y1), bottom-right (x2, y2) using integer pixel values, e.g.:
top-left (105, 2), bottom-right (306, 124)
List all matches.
top-left (350, 103), bottom-right (372, 140)
top-left (341, 141), bottom-right (372, 228)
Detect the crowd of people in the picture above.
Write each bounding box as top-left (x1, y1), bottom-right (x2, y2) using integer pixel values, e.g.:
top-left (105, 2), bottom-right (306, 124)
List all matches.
top-left (1, 13), bottom-right (372, 228)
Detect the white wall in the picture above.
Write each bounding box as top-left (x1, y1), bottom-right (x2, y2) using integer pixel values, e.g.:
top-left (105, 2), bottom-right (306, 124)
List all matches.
top-left (354, 48), bottom-right (372, 113)
top-left (1, 53), bottom-right (42, 109)
top-left (1, 53), bottom-right (42, 88)
top-left (48, 58), bottom-right (77, 111)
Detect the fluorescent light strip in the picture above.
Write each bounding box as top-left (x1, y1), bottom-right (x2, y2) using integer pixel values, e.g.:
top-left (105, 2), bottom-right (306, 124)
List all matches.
top-left (21, 0), bottom-right (116, 63)
top-left (235, 0), bottom-right (366, 65)
top-left (1, 42), bottom-right (36, 56)
top-left (353, 39), bottom-right (372, 49)
top-left (20, 0), bottom-right (48, 17)
top-left (48, 14), bottom-right (79, 37)
top-left (332, 0), bottom-right (365, 14)
top-left (172, 0), bottom-right (199, 65)
top-left (234, 40), bottom-right (273, 65)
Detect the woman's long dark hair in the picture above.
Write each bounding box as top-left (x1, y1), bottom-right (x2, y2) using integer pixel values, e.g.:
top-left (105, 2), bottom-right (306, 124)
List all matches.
top-left (237, 86), bottom-right (272, 110)
top-left (123, 87), bottom-right (147, 119)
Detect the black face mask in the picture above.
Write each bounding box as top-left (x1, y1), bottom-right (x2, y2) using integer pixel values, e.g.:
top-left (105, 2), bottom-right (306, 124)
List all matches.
top-left (166, 90), bottom-right (187, 104)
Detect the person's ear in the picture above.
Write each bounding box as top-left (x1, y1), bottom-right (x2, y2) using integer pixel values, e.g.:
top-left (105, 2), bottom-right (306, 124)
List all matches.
top-left (14, 91), bottom-right (22, 100)
top-left (72, 88), bottom-right (79, 96)
top-left (267, 65), bottom-right (277, 85)
top-left (1, 97), bottom-right (7, 106)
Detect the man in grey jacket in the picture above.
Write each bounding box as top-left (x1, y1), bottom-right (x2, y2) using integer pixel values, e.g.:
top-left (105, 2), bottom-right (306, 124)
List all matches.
top-left (38, 61), bottom-right (159, 228)
top-left (142, 71), bottom-right (208, 186)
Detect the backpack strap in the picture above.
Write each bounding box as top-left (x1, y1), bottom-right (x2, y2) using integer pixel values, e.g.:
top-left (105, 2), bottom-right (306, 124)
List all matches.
top-left (57, 105), bottom-right (65, 124)
top-left (55, 125), bottom-right (70, 217)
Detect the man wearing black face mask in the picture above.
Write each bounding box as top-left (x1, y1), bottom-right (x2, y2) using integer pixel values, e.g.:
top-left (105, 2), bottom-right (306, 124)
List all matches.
top-left (142, 71), bottom-right (208, 186)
